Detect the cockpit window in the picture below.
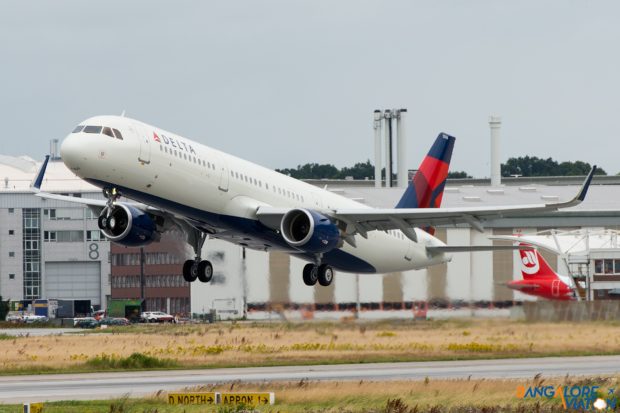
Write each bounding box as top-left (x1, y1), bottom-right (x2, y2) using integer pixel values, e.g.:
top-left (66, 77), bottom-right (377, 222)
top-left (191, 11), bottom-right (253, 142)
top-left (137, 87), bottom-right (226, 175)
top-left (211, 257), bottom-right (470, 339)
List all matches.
top-left (72, 125), bottom-right (85, 133)
top-left (83, 126), bottom-right (102, 134)
top-left (102, 127), bottom-right (114, 138)
top-left (112, 128), bottom-right (123, 140)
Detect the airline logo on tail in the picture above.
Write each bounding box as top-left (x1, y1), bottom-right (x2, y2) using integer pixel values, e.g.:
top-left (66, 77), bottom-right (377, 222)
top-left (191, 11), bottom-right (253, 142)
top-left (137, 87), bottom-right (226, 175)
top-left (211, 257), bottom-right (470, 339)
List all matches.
top-left (521, 250), bottom-right (540, 275)
top-left (395, 133), bottom-right (455, 210)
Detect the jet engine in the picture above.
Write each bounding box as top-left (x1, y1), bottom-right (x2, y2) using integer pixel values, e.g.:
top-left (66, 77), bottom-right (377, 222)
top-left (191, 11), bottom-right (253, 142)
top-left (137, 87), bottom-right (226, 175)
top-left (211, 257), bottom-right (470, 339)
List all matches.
top-left (98, 204), bottom-right (160, 247)
top-left (280, 209), bottom-right (340, 253)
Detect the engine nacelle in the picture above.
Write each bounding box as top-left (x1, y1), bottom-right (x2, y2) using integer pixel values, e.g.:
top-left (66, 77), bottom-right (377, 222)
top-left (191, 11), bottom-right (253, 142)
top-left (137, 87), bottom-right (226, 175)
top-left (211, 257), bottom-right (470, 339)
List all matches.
top-left (280, 209), bottom-right (340, 253)
top-left (99, 204), bottom-right (159, 247)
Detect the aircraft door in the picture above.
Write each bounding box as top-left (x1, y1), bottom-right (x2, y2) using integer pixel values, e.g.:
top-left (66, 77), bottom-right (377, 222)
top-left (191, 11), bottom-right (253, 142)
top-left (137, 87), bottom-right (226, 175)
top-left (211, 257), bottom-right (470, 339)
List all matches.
top-left (552, 279), bottom-right (560, 297)
top-left (217, 155), bottom-right (229, 192)
top-left (404, 240), bottom-right (413, 262)
top-left (135, 123), bottom-right (151, 164)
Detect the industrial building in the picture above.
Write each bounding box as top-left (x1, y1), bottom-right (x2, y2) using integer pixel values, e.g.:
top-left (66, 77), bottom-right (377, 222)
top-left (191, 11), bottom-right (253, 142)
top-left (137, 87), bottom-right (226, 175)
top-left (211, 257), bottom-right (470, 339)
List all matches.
top-left (0, 154), bottom-right (110, 309)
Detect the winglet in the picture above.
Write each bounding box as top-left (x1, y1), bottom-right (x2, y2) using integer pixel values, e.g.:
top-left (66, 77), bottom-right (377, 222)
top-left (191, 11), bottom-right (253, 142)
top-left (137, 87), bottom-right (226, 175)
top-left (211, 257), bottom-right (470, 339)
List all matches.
top-left (31, 155), bottom-right (50, 191)
top-left (577, 165), bottom-right (596, 202)
top-left (549, 165), bottom-right (596, 209)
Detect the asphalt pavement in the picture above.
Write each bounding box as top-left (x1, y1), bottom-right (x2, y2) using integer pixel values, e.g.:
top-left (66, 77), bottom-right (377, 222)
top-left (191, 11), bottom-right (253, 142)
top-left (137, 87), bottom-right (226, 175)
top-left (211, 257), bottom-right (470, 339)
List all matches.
top-left (1, 355), bottom-right (619, 403)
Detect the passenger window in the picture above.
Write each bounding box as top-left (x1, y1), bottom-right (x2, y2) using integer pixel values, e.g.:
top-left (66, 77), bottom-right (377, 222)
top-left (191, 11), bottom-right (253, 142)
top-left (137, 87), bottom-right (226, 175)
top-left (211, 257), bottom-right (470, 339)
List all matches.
top-left (72, 125), bottom-right (84, 133)
top-left (112, 129), bottom-right (124, 140)
top-left (83, 126), bottom-right (102, 134)
top-left (102, 127), bottom-right (114, 138)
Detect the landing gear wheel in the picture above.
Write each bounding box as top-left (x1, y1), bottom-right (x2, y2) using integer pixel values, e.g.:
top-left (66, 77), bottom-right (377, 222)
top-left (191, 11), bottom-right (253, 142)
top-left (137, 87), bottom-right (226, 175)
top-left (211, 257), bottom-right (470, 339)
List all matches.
top-left (302, 264), bottom-right (318, 286)
top-left (98, 215), bottom-right (108, 231)
top-left (182, 260), bottom-right (198, 282)
top-left (197, 260), bottom-right (213, 283)
top-left (317, 264), bottom-right (334, 287)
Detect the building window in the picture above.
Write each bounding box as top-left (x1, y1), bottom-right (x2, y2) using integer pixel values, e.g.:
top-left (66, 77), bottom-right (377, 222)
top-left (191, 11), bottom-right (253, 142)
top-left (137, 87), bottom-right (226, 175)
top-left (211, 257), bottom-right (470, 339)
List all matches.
top-left (43, 230), bottom-right (82, 242)
top-left (84, 208), bottom-right (97, 220)
top-left (594, 259), bottom-right (618, 275)
top-left (22, 208), bottom-right (41, 300)
top-left (8, 208), bottom-right (14, 213)
top-left (8, 230), bottom-right (14, 235)
top-left (9, 274), bottom-right (15, 280)
top-left (9, 252), bottom-right (14, 257)
top-left (86, 230), bottom-right (105, 242)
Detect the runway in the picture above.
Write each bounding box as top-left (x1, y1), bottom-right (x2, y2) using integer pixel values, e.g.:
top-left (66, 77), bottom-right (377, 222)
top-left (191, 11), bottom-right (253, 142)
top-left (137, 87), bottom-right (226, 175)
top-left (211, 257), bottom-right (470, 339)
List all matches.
top-left (2, 355), bottom-right (619, 403)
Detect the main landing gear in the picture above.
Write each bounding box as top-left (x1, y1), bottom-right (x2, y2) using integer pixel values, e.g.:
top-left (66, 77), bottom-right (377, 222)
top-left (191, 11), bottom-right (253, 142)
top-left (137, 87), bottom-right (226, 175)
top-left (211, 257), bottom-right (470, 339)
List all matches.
top-left (302, 263), bottom-right (334, 287)
top-left (182, 229), bottom-right (213, 283)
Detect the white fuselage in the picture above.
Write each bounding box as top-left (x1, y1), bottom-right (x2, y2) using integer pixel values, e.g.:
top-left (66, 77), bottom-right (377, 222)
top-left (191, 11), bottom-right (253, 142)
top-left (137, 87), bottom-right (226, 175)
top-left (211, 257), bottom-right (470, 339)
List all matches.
top-left (60, 115), bottom-right (450, 274)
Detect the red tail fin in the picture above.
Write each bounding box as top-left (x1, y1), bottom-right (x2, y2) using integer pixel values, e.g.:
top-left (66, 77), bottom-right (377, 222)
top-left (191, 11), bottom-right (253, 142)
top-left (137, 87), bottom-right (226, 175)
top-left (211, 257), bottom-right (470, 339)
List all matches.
top-left (519, 245), bottom-right (557, 279)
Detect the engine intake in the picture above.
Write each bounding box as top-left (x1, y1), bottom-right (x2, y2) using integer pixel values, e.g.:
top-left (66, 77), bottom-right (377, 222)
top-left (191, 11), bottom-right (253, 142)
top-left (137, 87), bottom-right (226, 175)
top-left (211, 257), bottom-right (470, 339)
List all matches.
top-left (99, 204), bottom-right (159, 247)
top-left (280, 209), bottom-right (340, 253)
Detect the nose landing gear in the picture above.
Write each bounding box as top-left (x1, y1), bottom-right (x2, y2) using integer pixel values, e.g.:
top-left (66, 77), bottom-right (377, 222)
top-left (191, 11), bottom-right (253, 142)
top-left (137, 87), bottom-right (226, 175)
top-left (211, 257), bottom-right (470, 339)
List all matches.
top-left (98, 187), bottom-right (122, 231)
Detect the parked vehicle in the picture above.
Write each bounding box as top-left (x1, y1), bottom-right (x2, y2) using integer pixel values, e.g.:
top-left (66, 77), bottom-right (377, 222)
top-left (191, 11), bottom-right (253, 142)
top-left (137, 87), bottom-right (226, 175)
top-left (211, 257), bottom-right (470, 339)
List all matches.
top-left (74, 318), bottom-right (99, 329)
top-left (98, 317), bottom-right (130, 326)
top-left (5, 313), bottom-right (23, 323)
top-left (23, 314), bottom-right (48, 323)
top-left (140, 311), bottom-right (175, 323)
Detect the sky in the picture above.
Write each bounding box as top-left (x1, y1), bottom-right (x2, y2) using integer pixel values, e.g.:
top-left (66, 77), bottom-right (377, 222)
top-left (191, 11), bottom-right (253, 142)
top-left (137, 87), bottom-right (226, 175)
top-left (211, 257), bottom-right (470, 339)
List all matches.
top-left (1, 1), bottom-right (618, 177)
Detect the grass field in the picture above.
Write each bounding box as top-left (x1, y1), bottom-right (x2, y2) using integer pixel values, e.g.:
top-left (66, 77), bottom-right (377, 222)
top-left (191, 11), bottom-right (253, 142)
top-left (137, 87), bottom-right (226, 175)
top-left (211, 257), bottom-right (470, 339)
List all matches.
top-left (1, 319), bottom-right (620, 374)
top-left (1, 376), bottom-right (617, 412)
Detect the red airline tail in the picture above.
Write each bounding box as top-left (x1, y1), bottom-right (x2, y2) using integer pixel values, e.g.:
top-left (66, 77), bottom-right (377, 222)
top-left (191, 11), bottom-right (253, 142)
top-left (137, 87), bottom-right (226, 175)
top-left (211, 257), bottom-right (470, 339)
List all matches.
top-left (519, 244), bottom-right (558, 280)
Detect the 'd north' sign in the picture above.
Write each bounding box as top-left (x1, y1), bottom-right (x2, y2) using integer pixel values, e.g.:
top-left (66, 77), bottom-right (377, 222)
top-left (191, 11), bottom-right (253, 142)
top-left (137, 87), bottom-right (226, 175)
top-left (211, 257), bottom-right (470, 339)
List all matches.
top-left (167, 392), bottom-right (219, 405)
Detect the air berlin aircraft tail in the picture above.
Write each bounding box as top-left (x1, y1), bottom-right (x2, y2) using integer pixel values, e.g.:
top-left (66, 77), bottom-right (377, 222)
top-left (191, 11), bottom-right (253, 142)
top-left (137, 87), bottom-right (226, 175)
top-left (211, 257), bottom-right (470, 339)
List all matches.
top-left (519, 244), bottom-right (558, 280)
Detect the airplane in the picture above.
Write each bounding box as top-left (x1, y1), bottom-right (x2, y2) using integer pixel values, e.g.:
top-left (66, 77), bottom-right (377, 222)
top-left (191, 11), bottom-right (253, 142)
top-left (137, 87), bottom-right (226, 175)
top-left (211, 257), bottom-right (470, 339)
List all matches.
top-left (507, 245), bottom-right (576, 300)
top-left (31, 115), bottom-right (596, 287)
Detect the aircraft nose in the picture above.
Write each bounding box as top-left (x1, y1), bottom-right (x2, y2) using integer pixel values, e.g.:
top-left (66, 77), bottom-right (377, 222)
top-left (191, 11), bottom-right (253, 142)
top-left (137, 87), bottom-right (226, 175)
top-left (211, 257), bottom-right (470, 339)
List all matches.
top-left (60, 134), bottom-right (84, 170)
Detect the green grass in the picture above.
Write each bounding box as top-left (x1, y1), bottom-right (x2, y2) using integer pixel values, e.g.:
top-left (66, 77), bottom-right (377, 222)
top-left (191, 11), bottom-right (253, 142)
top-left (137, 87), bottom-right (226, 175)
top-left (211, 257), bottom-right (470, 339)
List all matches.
top-left (85, 352), bottom-right (178, 370)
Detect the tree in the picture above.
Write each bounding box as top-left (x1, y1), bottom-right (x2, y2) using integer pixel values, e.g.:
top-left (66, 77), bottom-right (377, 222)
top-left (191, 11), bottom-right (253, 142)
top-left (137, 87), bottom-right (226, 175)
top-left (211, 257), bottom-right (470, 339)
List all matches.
top-left (447, 171), bottom-right (472, 179)
top-left (501, 156), bottom-right (605, 177)
top-left (0, 296), bottom-right (9, 321)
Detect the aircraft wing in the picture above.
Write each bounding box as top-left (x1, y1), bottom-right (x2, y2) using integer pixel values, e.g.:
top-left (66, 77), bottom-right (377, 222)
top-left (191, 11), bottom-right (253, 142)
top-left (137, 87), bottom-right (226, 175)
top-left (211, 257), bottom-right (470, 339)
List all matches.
top-left (257, 166), bottom-right (595, 242)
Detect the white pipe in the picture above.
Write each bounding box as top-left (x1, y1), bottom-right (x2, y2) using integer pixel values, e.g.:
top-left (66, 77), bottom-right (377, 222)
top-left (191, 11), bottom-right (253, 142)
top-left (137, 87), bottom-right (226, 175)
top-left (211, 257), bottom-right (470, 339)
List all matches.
top-left (489, 116), bottom-right (502, 187)
top-left (384, 110), bottom-right (392, 187)
top-left (373, 110), bottom-right (382, 188)
top-left (396, 109), bottom-right (407, 188)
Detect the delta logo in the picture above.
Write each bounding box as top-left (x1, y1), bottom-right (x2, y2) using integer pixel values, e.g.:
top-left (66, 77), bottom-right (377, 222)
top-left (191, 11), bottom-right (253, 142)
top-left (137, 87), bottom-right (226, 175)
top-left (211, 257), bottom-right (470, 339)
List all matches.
top-left (152, 132), bottom-right (197, 155)
top-left (516, 384), bottom-right (617, 410)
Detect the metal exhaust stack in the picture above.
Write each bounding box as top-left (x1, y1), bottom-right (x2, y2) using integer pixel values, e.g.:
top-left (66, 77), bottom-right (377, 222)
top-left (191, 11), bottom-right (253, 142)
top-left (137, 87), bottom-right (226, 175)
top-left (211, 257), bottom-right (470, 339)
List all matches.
top-left (396, 109), bottom-right (408, 188)
top-left (489, 116), bottom-right (502, 187)
top-left (384, 110), bottom-right (393, 188)
top-left (373, 110), bottom-right (383, 188)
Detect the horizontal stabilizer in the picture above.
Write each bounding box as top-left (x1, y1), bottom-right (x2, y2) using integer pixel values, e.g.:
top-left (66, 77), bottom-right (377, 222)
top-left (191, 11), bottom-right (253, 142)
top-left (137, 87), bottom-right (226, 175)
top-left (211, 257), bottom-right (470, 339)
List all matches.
top-left (507, 283), bottom-right (541, 291)
top-left (426, 245), bottom-right (533, 253)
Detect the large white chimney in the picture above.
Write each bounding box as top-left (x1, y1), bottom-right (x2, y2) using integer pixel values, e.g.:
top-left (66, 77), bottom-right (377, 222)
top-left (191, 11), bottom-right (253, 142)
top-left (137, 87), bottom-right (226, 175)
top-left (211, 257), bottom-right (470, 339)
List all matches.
top-left (373, 110), bottom-right (383, 188)
top-left (384, 110), bottom-right (393, 187)
top-left (489, 116), bottom-right (502, 187)
top-left (396, 109), bottom-right (407, 188)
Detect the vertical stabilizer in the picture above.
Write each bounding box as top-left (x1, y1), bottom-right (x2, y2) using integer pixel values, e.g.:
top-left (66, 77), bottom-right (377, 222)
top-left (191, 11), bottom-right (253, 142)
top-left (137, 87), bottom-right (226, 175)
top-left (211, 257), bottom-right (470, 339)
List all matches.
top-left (519, 245), bottom-right (557, 279)
top-left (395, 132), bottom-right (455, 209)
